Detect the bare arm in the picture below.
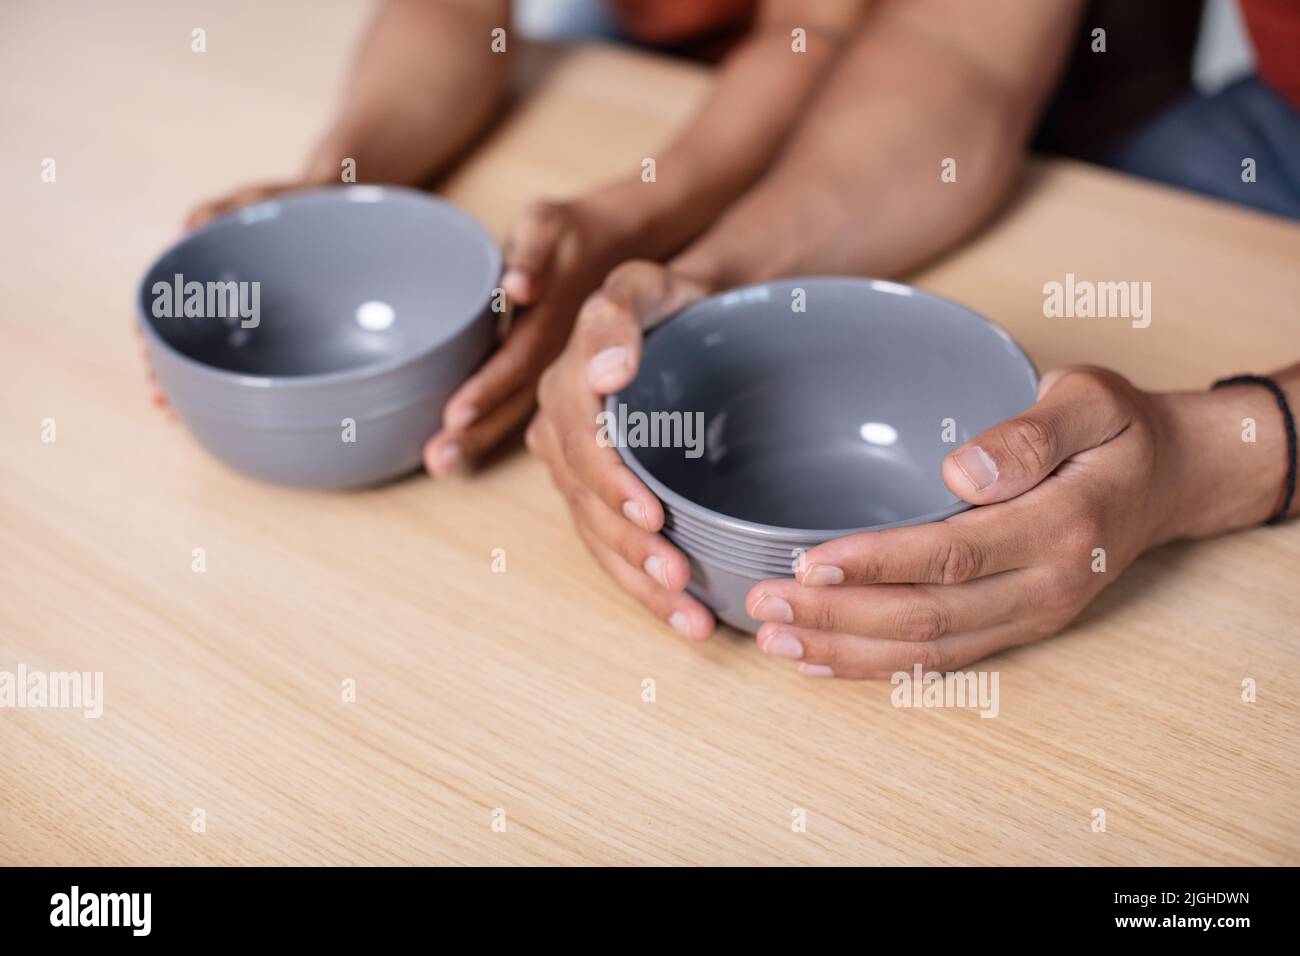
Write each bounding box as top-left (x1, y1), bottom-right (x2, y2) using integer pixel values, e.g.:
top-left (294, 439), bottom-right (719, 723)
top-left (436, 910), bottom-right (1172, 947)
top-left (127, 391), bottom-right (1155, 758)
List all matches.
top-left (578, 0), bottom-right (868, 252)
top-left (427, 0), bottom-right (867, 469)
top-left (673, 0), bottom-right (1084, 283)
top-left (527, 0), bottom-right (1300, 653)
top-left (1159, 363), bottom-right (1300, 538)
top-left (303, 0), bottom-right (511, 186)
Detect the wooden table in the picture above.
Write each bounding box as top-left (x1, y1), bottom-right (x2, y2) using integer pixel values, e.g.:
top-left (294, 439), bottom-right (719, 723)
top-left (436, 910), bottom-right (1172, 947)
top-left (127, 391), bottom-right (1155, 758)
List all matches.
top-left (3, 0), bottom-right (1298, 866)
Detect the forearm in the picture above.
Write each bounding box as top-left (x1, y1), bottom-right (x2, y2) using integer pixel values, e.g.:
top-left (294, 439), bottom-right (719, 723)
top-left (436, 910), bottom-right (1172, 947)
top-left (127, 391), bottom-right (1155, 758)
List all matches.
top-left (673, 0), bottom-right (1080, 285)
top-left (1155, 364), bottom-right (1300, 541)
top-left (302, 0), bottom-right (510, 186)
top-left (580, 2), bottom-right (864, 255)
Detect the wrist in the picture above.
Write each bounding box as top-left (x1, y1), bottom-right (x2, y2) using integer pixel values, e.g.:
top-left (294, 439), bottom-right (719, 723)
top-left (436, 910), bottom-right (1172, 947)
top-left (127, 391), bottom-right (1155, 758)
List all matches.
top-left (665, 243), bottom-right (736, 293)
top-left (302, 125), bottom-right (368, 187)
top-left (302, 96), bottom-right (461, 188)
top-left (300, 148), bottom-right (346, 188)
top-left (1152, 386), bottom-right (1290, 541)
top-left (572, 180), bottom-right (686, 259)
top-left (576, 142), bottom-right (770, 263)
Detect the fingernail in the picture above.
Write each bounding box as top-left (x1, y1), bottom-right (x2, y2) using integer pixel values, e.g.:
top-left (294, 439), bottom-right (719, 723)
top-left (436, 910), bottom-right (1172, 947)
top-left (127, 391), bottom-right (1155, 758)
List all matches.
top-left (797, 663), bottom-right (835, 678)
top-left (502, 269), bottom-right (529, 297)
top-left (444, 404), bottom-right (477, 430)
top-left (668, 611), bottom-right (693, 637)
top-left (801, 564), bottom-right (844, 587)
top-left (760, 629), bottom-right (803, 660)
top-left (643, 554), bottom-right (671, 588)
top-left (751, 593), bottom-right (794, 624)
top-left (952, 445), bottom-right (998, 491)
top-left (430, 442), bottom-right (463, 477)
top-left (588, 347), bottom-right (631, 391)
top-left (622, 500), bottom-right (649, 529)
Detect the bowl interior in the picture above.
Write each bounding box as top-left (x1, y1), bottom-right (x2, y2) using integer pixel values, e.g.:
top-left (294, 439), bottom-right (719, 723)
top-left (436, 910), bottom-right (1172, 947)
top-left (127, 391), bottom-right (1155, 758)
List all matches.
top-left (617, 278), bottom-right (1037, 532)
top-left (139, 187), bottom-right (499, 378)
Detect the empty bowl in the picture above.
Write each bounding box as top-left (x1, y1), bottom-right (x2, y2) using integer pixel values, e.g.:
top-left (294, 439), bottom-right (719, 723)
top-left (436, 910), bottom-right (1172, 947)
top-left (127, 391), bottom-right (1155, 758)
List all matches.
top-left (137, 185), bottom-right (501, 488)
top-left (609, 277), bottom-right (1038, 631)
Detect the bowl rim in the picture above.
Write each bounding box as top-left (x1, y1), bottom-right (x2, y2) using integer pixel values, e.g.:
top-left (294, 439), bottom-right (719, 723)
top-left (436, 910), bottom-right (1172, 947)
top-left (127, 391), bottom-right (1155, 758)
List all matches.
top-left (135, 184), bottom-right (502, 390)
top-left (610, 275), bottom-right (1040, 540)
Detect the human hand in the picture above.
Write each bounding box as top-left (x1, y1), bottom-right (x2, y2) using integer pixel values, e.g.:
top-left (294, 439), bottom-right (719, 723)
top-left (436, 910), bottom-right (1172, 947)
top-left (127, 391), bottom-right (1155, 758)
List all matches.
top-left (526, 260), bottom-right (719, 640)
top-left (745, 367), bottom-right (1181, 678)
top-left (184, 179), bottom-right (321, 232)
top-left (423, 199), bottom-right (647, 477)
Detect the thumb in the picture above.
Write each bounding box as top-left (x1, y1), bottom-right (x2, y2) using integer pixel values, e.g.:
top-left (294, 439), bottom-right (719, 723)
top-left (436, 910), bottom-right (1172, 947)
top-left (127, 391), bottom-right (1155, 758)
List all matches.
top-left (580, 261), bottom-right (711, 394)
top-left (941, 367), bottom-right (1134, 504)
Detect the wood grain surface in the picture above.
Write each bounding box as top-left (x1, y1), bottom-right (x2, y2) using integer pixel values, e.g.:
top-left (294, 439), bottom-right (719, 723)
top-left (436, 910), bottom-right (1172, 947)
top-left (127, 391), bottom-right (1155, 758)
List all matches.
top-left (2, 0), bottom-right (1297, 865)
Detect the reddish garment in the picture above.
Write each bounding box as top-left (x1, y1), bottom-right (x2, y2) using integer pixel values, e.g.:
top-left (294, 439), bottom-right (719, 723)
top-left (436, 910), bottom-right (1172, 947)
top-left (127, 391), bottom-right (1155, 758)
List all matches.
top-left (606, 0), bottom-right (756, 60)
top-left (1239, 0), bottom-right (1300, 111)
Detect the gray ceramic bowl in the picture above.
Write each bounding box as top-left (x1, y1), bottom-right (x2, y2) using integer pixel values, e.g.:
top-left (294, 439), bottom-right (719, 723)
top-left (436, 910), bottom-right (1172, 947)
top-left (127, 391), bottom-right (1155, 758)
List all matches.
top-left (610, 277), bottom-right (1038, 632)
top-left (664, 509), bottom-right (812, 558)
top-left (662, 521), bottom-right (796, 574)
top-left (138, 185), bottom-right (501, 488)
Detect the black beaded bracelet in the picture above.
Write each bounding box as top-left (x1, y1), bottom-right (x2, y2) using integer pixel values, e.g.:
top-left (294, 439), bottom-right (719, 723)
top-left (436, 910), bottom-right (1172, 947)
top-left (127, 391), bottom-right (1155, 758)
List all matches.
top-left (1212, 374), bottom-right (1297, 526)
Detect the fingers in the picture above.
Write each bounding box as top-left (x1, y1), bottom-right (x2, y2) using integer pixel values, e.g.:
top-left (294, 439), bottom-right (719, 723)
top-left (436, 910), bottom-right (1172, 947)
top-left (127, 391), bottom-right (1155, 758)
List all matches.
top-left (437, 308), bottom-right (562, 437)
top-left (185, 203), bottom-right (223, 232)
top-left (133, 324), bottom-right (172, 413)
top-left (754, 620), bottom-right (1033, 679)
top-left (436, 203), bottom-right (587, 461)
top-left (501, 202), bottom-right (568, 305)
top-left (527, 409), bottom-right (664, 534)
top-left (526, 262), bottom-right (716, 638)
top-left (942, 366), bottom-right (1134, 505)
top-left (577, 261), bottom-right (711, 394)
top-left (551, 459), bottom-right (692, 592)
top-left (184, 182), bottom-right (301, 232)
top-left (793, 495), bottom-right (1052, 587)
top-left (745, 569), bottom-right (1051, 639)
top-left (572, 507), bottom-right (715, 641)
top-left (147, 372), bottom-right (168, 408)
top-left (424, 386), bottom-right (536, 477)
